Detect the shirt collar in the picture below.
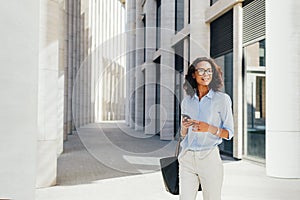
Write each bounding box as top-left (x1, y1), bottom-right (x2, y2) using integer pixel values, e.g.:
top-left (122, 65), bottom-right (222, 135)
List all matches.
top-left (192, 89), bottom-right (215, 100)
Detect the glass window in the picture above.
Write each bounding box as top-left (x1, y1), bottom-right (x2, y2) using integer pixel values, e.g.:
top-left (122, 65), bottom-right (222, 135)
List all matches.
top-left (259, 40), bottom-right (265, 66)
top-left (175, 0), bottom-right (184, 32)
top-left (156, 0), bottom-right (161, 50)
top-left (214, 52), bottom-right (234, 155)
top-left (244, 39), bottom-right (266, 161)
top-left (244, 39), bottom-right (266, 68)
top-left (174, 41), bottom-right (184, 136)
top-left (143, 16), bottom-right (146, 62)
top-left (188, 0), bottom-right (190, 24)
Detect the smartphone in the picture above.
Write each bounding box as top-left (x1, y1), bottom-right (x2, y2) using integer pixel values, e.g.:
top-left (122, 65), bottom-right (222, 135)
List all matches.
top-left (181, 114), bottom-right (191, 122)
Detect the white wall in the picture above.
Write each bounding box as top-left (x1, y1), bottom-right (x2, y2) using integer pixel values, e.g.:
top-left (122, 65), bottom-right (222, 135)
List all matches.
top-left (0, 0), bottom-right (39, 199)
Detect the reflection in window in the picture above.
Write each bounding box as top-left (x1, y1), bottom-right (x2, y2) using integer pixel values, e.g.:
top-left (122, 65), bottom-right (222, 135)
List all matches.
top-left (244, 39), bottom-right (266, 160)
top-left (244, 39), bottom-right (265, 68)
top-left (259, 40), bottom-right (265, 66)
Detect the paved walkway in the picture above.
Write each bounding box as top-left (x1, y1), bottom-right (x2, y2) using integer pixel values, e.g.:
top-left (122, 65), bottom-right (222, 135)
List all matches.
top-left (36, 122), bottom-right (300, 200)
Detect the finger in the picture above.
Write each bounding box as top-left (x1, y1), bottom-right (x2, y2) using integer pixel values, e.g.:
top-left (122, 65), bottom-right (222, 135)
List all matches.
top-left (183, 121), bottom-right (193, 126)
top-left (182, 123), bottom-right (189, 127)
top-left (189, 119), bottom-right (198, 124)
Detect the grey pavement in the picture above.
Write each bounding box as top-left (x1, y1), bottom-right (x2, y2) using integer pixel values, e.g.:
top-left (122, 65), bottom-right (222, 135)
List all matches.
top-left (36, 121), bottom-right (300, 200)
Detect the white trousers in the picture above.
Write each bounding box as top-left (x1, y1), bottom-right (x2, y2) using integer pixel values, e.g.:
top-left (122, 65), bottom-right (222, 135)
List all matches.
top-left (178, 147), bottom-right (223, 200)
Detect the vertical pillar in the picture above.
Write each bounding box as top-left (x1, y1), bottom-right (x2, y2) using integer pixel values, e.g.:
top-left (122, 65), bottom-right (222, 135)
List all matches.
top-left (36, 0), bottom-right (62, 187)
top-left (183, 0), bottom-right (190, 85)
top-left (76, 0), bottom-right (81, 128)
top-left (91, 0), bottom-right (95, 123)
top-left (135, 0), bottom-right (145, 130)
top-left (80, 1), bottom-right (84, 126)
top-left (233, 3), bottom-right (243, 159)
top-left (159, 0), bottom-right (175, 140)
top-left (67, 0), bottom-right (73, 135)
top-left (57, 0), bottom-right (67, 155)
top-left (97, 0), bottom-right (103, 122)
top-left (63, 0), bottom-right (69, 141)
top-left (0, 1), bottom-right (38, 199)
top-left (266, 0), bottom-right (300, 178)
top-left (128, 0), bottom-right (136, 128)
top-left (189, 0), bottom-right (209, 60)
top-left (125, 0), bottom-right (131, 125)
top-left (72, 0), bottom-right (77, 130)
top-left (144, 0), bottom-right (157, 135)
top-left (87, 0), bottom-right (92, 124)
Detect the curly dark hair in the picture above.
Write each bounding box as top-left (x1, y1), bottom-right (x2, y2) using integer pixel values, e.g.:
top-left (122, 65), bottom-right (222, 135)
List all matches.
top-left (183, 57), bottom-right (223, 97)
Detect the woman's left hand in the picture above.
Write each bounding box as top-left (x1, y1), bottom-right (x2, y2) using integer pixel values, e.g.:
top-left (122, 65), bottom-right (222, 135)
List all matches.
top-left (191, 120), bottom-right (210, 132)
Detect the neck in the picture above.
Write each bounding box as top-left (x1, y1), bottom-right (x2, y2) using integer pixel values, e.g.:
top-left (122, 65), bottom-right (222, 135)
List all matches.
top-left (197, 85), bottom-right (209, 99)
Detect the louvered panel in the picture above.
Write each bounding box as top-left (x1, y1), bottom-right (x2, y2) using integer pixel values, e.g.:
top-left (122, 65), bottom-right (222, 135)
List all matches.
top-left (243, 0), bottom-right (265, 44)
top-left (210, 10), bottom-right (233, 58)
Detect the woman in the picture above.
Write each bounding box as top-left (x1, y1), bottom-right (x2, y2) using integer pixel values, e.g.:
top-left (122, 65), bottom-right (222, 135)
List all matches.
top-left (179, 57), bottom-right (234, 200)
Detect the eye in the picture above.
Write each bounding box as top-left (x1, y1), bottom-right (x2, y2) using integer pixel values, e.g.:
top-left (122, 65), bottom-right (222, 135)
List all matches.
top-left (198, 69), bottom-right (205, 73)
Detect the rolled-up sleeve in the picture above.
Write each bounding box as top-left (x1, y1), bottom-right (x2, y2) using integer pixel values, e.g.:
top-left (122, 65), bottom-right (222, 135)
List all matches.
top-left (221, 95), bottom-right (234, 140)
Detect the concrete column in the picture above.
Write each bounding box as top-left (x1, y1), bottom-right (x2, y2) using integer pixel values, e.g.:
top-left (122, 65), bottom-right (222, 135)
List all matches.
top-left (90, 0), bottom-right (95, 123)
top-left (72, 0), bottom-right (77, 129)
top-left (128, 0), bottom-right (136, 128)
top-left (232, 3), bottom-right (243, 159)
top-left (97, 0), bottom-right (103, 122)
top-left (63, 0), bottom-right (69, 141)
top-left (36, 0), bottom-right (63, 187)
top-left (183, 0), bottom-right (190, 76)
top-left (80, 2), bottom-right (84, 126)
top-left (67, 0), bottom-right (74, 134)
top-left (189, 0), bottom-right (210, 60)
top-left (144, 0), bottom-right (157, 135)
top-left (135, 0), bottom-right (145, 130)
top-left (0, 1), bottom-right (38, 199)
top-left (77, 0), bottom-right (81, 126)
top-left (58, 0), bottom-right (67, 155)
top-left (85, 0), bottom-right (89, 125)
top-left (85, 0), bottom-right (92, 123)
top-left (125, 0), bottom-right (131, 125)
top-left (95, 0), bottom-right (99, 123)
top-left (266, 0), bottom-right (300, 178)
top-left (159, 0), bottom-right (176, 140)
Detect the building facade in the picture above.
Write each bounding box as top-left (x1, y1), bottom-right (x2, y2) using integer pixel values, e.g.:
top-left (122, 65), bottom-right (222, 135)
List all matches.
top-left (125, 0), bottom-right (300, 179)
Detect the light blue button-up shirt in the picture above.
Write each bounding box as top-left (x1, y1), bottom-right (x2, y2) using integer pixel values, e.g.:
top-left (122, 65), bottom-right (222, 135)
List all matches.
top-left (179, 89), bottom-right (234, 157)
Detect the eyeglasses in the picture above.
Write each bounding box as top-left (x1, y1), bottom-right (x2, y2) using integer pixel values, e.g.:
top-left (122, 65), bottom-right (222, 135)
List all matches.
top-left (195, 68), bottom-right (213, 76)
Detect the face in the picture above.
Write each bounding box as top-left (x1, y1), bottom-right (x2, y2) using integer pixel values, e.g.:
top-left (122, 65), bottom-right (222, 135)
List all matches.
top-left (193, 61), bottom-right (213, 86)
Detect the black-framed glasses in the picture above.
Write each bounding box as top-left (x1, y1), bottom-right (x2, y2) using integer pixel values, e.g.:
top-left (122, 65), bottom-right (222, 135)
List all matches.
top-left (195, 68), bottom-right (213, 76)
